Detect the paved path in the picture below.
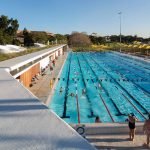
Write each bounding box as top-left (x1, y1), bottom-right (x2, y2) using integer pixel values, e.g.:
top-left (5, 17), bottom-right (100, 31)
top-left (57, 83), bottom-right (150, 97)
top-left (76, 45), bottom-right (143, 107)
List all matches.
top-left (28, 52), bottom-right (67, 103)
top-left (86, 134), bottom-right (149, 150)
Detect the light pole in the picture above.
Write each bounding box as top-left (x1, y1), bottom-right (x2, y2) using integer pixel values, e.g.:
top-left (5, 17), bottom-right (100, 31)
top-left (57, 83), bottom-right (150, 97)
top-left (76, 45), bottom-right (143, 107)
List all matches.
top-left (118, 12), bottom-right (122, 52)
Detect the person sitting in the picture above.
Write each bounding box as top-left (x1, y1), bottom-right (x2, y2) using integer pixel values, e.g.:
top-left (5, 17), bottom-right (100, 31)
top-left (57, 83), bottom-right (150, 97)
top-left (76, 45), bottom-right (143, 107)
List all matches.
top-left (126, 113), bottom-right (138, 141)
top-left (143, 114), bottom-right (150, 148)
top-left (50, 65), bottom-right (53, 71)
top-left (52, 60), bottom-right (55, 67)
top-left (95, 116), bottom-right (101, 123)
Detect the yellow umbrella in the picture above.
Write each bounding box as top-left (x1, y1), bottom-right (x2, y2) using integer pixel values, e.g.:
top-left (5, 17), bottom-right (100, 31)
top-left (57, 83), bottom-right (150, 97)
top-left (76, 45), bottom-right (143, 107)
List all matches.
top-left (138, 45), bottom-right (143, 49)
top-left (123, 45), bottom-right (128, 48)
top-left (128, 45), bottom-right (132, 48)
top-left (146, 46), bottom-right (150, 49)
top-left (133, 45), bottom-right (138, 48)
top-left (133, 41), bottom-right (141, 45)
top-left (141, 44), bottom-right (148, 48)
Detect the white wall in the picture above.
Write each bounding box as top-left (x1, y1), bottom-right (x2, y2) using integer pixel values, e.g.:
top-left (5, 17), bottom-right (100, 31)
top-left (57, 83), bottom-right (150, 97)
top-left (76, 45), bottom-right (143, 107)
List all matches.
top-left (59, 48), bottom-right (63, 55)
top-left (40, 56), bottom-right (50, 69)
top-left (55, 51), bottom-right (58, 57)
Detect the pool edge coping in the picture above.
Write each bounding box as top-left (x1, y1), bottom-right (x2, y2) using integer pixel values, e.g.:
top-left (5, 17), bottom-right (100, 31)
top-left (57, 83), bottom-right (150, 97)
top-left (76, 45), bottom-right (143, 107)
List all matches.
top-left (45, 52), bottom-right (69, 106)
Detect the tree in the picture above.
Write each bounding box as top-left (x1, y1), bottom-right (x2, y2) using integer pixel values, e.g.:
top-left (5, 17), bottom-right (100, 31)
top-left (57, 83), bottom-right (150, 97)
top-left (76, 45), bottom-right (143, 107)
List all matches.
top-left (31, 32), bottom-right (48, 44)
top-left (68, 32), bottom-right (91, 47)
top-left (23, 28), bottom-right (34, 47)
top-left (0, 15), bottom-right (19, 45)
top-left (55, 34), bottom-right (67, 44)
top-left (6, 19), bottom-right (19, 36)
top-left (48, 36), bottom-right (56, 43)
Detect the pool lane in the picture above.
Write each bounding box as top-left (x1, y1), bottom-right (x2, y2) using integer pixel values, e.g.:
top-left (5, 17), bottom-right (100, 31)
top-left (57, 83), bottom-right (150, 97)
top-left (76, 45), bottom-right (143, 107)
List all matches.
top-left (87, 53), bottom-right (150, 112)
top-left (50, 52), bottom-right (150, 123)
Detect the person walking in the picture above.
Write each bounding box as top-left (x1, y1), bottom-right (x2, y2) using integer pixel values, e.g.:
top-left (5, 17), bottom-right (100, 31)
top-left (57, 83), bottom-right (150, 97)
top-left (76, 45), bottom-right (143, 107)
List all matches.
top-left (127, 113), bottom-right (138, 141)
top-left (143, 114), bottom-right (150, 148)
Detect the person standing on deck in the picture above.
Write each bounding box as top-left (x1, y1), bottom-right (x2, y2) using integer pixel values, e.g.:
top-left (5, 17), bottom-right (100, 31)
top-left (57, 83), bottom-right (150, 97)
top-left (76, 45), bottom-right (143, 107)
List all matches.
top-left (126, 113), bottom-right (138, 141)
top-left (143, 114), bottom-right (150, 148)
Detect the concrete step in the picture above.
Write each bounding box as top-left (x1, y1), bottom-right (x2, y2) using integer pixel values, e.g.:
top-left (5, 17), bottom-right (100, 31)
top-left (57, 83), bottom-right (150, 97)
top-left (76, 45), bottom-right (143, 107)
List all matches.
top-left (72, 122), bottom-right (144, 136)
top-left (72, 123), bottom-right (148, 150)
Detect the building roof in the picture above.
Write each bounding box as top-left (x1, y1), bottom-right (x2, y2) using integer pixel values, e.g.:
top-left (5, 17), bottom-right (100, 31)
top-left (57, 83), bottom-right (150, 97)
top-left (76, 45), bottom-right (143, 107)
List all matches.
top-left (0, 45), bottom-right (65, 71)
top-left (0, 69), bottom-right (96, 150)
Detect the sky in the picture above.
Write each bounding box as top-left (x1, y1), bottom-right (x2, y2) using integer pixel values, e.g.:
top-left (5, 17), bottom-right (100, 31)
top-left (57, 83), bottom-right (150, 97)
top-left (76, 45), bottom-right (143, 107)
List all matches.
top-left (0, 0), bottom-right (150, 37)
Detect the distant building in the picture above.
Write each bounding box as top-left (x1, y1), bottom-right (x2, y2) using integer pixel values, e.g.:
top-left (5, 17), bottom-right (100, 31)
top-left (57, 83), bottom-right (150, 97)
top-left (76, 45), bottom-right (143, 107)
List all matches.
top-left (16, 30), bottom-right (54, 45)
top-left (30, 31), bottom-right (54, 37)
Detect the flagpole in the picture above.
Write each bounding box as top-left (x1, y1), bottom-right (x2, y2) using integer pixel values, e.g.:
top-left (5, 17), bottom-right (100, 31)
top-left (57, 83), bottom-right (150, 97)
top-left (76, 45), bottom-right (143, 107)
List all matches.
top-left (118, 12), bottom-right (122, 52)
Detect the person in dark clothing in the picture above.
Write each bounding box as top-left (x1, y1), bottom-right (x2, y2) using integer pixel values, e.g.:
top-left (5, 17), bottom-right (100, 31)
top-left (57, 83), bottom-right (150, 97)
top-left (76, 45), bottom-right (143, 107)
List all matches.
top-left (127, 113), bottom-right (138, 141)
top-left (95, 116), bottom-right (101, 123)
top-left (59, 87), bottom-right (63, 93)
top-left (52, 60), bottom-right (55, 67)
top-left (67, 93), bottom-right (75, 97)
top-left (82, 88), bottom-right (86, 95)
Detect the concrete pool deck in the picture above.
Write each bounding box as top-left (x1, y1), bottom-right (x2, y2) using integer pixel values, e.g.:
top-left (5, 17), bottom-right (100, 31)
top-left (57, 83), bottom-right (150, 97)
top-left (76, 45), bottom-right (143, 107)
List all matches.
top-left (27, 50), bottom-right (150, 149)
top-left (72, 123), bottom-right (149, 150)
top-left (0, 51), bottom-right (96, 150)
top-left (28, 52), bottom-right (68, 103)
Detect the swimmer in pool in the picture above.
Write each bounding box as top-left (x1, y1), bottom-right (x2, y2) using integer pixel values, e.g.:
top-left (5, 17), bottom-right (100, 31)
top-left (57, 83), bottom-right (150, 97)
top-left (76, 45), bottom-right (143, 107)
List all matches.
top-left (98, 83), bottom-right (102, 90)
top-left (82, 89), bottom-right (86, 95)
top-left (59, 87), bottom-right (63, 93)
top-left (67, 93), bottom-right (75, 97)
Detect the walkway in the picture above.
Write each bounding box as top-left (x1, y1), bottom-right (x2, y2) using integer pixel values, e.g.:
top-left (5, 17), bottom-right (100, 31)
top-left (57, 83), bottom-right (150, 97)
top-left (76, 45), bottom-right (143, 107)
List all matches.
top-left (87, 134), bottom-right (148, 150)
top-left (76, 123), bottom-right (149, 150)
top-left (0, 54), bottom-right (95, 150)
top-left (28, 52), bottom-right (67, 103)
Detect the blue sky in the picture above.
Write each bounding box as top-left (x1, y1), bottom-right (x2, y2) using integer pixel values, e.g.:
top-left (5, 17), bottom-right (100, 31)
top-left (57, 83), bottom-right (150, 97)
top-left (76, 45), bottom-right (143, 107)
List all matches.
top-left (0, 0), bottom-right (150, 37)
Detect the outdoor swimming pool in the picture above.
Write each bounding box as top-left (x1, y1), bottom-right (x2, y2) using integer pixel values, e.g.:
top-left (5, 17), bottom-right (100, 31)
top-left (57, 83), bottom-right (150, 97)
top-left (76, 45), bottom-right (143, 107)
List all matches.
top-left (49, 52), bottom-right (150, 124)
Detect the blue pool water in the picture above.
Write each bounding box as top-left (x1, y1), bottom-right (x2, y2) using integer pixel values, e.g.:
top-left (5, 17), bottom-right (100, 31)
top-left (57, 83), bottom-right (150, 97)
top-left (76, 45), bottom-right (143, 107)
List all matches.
top-left (49, 52), bottom-right (150, 124)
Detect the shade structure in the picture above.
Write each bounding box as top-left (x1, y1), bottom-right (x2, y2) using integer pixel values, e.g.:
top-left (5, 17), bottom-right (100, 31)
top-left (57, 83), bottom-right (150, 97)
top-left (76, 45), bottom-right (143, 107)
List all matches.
top-left (141, 44), bottom-right (148, 48)
top-left (133, 45), bottom-right (138, 48)
top-left (146, 45), bottom-right (150, 49)
top-left (128, 45), bottom-right (132, 48)
top-left (138, 45), bottom-right (143, 49)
